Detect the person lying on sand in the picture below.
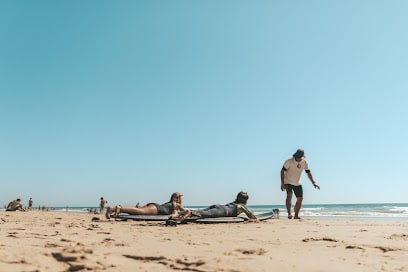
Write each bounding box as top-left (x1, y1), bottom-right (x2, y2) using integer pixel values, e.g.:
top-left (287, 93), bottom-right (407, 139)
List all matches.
top-left (6, 198), bottom-right (26, 211)
top-left (106, 192), bottom-right (191, 221)
top-left (190, 191), bottom-right (258, 222)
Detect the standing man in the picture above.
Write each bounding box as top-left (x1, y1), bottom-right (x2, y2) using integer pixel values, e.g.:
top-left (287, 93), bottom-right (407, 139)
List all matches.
top-left (28, 197), bottom-right (33, 210)
top-left (99, 197), bottom-right (108, 214)
top-left (280, 149), bottom-right (320, 219)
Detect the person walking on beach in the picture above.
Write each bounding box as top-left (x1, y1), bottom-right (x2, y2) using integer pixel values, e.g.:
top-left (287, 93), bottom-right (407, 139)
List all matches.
top-left (99, 197), bottom-right (108, 213)
top-left (280, 149), bottom-right (320, 219)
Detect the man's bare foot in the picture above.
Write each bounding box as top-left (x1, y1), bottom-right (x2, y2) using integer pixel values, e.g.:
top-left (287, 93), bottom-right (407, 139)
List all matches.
top-left (294, 216), bottom-right (302, 219)
top-left (288, 214), bottom-right (293, 219)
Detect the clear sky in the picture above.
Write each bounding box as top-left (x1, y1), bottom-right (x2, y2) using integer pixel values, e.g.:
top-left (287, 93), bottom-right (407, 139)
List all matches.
top-left (1, 1), bottom-right (407, 207)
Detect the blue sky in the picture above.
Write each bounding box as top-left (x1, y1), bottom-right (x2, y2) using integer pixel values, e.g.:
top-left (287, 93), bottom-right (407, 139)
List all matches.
top-left (1, 1), bottom-right (407, 207)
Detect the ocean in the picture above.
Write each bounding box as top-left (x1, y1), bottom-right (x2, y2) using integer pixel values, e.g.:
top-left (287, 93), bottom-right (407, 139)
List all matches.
top-left (246, 203), bottom-right (408, 222)
top-left (5, 203), bottom-right (408, 222)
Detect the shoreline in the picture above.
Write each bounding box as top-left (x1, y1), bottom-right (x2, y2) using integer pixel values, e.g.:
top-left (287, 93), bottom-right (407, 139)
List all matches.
top-left (1, 211), bottom-right (407, 271)
top-left (4, 209), bottom-right (408, 223)
top-left (300, 216), bottom-right (408, 223)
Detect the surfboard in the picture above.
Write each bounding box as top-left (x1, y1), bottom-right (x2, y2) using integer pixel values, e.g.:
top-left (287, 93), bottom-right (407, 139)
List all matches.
top-left (185, 210), bottom-right (276, 224)
top-left (116, 214), bottom-right (200, 222)
top-left (193, 216), bottom-right (246, 224)
top-left (253, 210), bottom-right (276, 221)
top-left (117, 214), bottom-right (171, 221)
top-left (117, 214), bottom-right (245, 223)
top-left (116, 210), bottom-right (276, 223)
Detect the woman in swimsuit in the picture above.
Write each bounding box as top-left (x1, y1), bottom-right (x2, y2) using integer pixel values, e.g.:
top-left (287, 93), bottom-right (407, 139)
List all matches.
top-left (105, 192), bottom-right (191, 220)
top-left (193, 191), bottom-right (257, 221)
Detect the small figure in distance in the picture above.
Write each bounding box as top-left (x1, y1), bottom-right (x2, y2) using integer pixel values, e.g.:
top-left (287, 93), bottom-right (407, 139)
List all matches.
top-left (273, 208), bottom-right (280, 219)
top-left (6, 198), bottom-right (26, 212)
top-left (106, 192), bottom-right (191, 221)
top-left (28, 197), bottom-right (33, 211)
top-left (99, 197), bottom-right (108, 214)
top-left (280, 149), bottom-right (320, 219)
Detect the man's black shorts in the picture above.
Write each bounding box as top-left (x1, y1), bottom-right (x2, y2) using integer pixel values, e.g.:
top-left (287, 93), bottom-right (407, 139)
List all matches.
top-left (284, 184), bottom-right (303, 198)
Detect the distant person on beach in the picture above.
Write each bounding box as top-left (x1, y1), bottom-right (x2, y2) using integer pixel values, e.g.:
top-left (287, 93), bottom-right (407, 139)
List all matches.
top-left (28, 197), bottom-right (33, 210)
top-left (280, 149), bottom-right (320, 219)
top-left (6, 198), bottom-right (26, 211)
top-left (99, 197), bottom-right (108, 213)
top-left (106, 192), bottom-right (191, 221)
top-left (191, 191), bottom-right (259, 221)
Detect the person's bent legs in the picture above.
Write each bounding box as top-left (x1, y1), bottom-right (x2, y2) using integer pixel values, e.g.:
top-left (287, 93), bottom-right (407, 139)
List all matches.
top-left (105, 206), bottom-right (115, 219)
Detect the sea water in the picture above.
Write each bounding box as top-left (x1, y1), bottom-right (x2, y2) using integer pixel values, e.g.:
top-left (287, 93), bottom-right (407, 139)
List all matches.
top-left (178, 203), bottom-right (408, 222)
top-left (245, 203), bottom-right (408, 222)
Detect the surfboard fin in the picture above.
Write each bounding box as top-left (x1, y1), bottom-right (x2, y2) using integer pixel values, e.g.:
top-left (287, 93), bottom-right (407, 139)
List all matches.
top-left (165, 219), bottom-right (178, 227)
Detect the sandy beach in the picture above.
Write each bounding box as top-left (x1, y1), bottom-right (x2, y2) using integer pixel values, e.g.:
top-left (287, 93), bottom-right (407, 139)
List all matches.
top-left (0, 211), bottom-right (407, 272)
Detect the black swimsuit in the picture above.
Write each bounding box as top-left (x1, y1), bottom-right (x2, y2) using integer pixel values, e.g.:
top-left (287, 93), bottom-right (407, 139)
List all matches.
top-left (148, 202), bottom-right (174, 215)
top-left (197, 202), bottom-right (238, 218)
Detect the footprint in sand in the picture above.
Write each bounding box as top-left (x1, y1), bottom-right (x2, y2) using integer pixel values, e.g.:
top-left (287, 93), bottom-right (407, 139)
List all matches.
top-left (51, 245), bottom-right (113, 271)
top-left (123, 255), bottom-right (207, 272)
top-left (302, 237), bottom-right (339, 243)
top-left (237, 248), bottom-right (267, 255)
top-left (224, 248), bottom-right (267, 256)
top-left (389, 234), bottom-right (408, 240)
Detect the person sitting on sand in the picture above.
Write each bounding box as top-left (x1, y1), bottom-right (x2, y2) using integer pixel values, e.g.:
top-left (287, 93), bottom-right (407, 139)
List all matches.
top-left (191, 191), bottom-right (259, 221)
top-left (6, 198), bottom-right (26, 211)
top-left (106, 192), bottom-right (191, 221)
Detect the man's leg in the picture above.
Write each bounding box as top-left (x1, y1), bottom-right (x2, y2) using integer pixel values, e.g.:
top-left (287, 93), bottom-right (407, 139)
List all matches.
top-left (293, 185), bottom-right (304, 219)
top-left (286, 191), bottom-right (293, 219)
top-left (294, 197), bottom-right (303, 219)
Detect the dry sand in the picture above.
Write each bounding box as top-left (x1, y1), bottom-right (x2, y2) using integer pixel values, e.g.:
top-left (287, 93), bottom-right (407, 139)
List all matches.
top-left (0, 211), bottom-right (407, 272)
